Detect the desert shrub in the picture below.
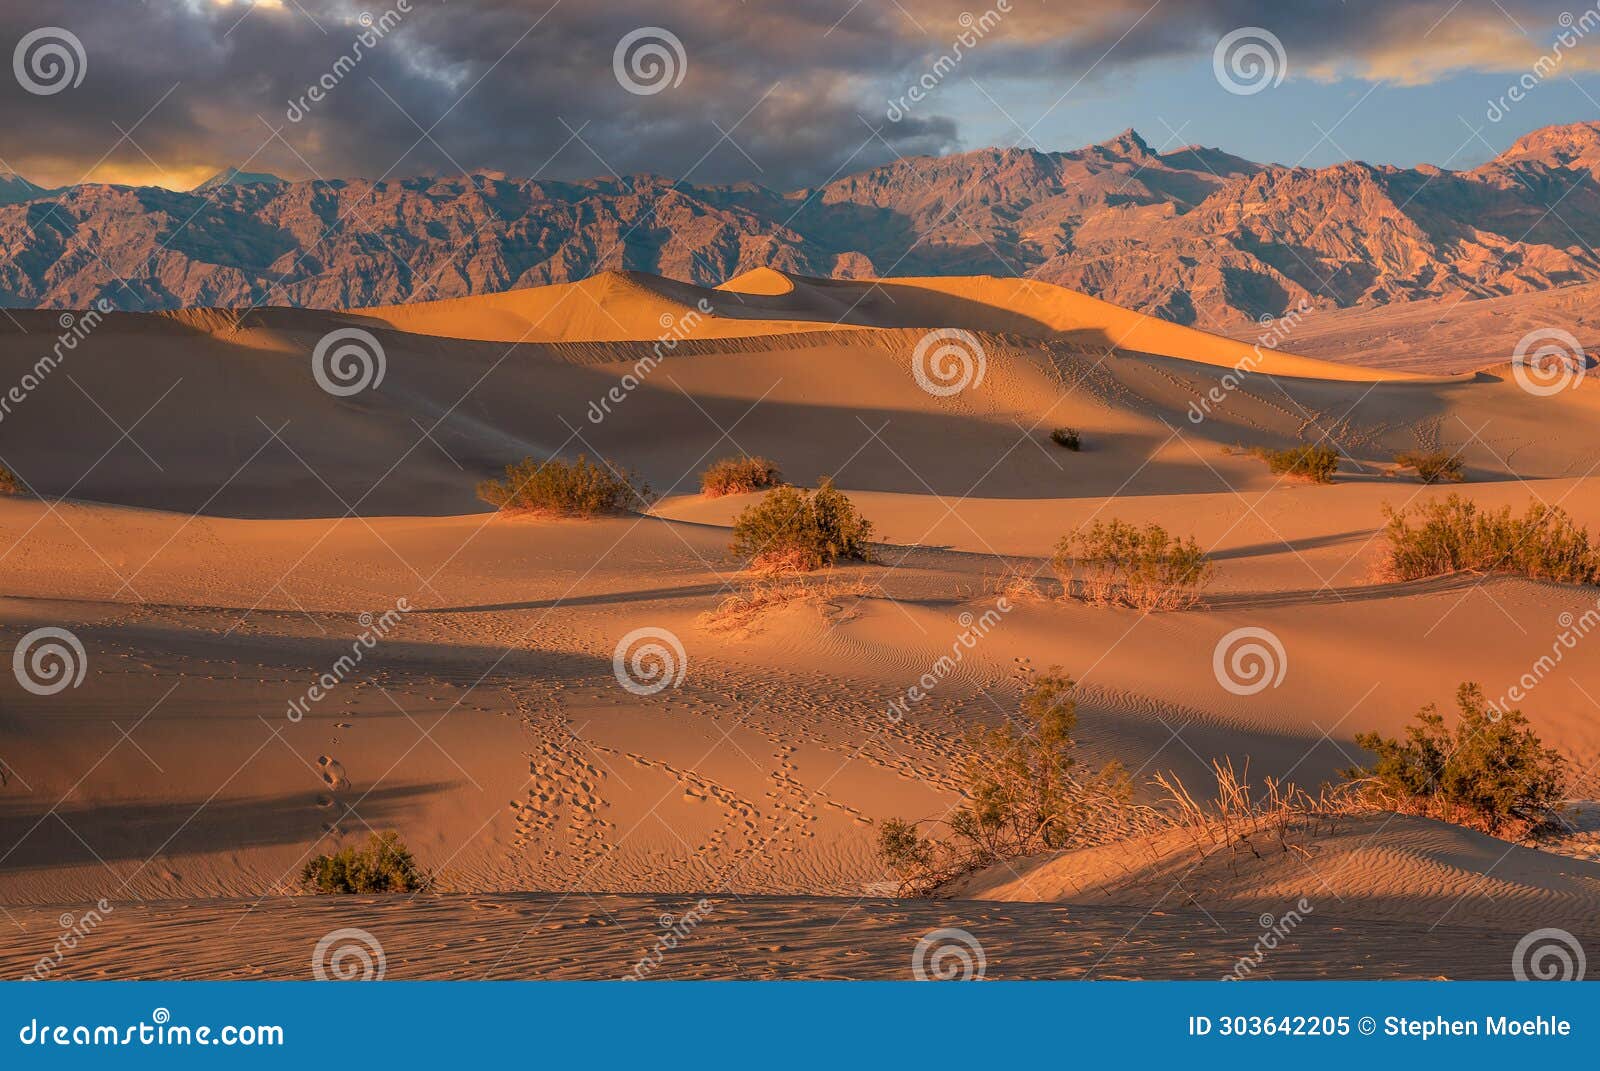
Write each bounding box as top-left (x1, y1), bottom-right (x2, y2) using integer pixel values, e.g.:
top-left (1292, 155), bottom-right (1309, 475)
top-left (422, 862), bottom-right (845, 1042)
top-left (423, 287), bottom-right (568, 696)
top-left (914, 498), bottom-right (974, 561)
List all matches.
top-left (300, 831), bottom-right (427, 894)
top-left (1051, 519), bottom-right (1212, 611)
top-left (878, 671), bottom-right (1138, 893)
top-left (0, 465), bottom-right (19, 496)
top-left (1379, 494), bottom-right (1600, 583)
top-left (700, 455), bottom-right (783, 498)
top-left (1342, 683), bottom-right (1567, 836)
top-left (476, 454), bottom-right (649, 516)
top-left (1395, 450), bottom-right (1464, 484)
top-left (1252, 444), bottom-right (1339, 483)
top-left (729, 478), bottom-right (874, 572)
top-left (1050, 427), bottom-right (1081, 451)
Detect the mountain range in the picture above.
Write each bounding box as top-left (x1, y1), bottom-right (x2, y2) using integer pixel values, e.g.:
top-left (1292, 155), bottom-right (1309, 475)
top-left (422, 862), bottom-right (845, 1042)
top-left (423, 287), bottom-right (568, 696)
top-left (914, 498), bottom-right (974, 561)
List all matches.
top-left (3, 122), bottom-right (1600, 327)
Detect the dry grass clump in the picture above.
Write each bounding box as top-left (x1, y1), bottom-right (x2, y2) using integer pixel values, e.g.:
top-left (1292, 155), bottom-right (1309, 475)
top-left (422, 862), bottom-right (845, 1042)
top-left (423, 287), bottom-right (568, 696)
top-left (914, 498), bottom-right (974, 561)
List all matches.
top-left (1341, 682), bottom-right (1567, 837)
top-left (700, 455), bottom-right (783, 498)
top-left (987, 562), bottom-right (1050, 602)
top-left (477, 454), bottom-right (650, 516)
top-left (1154, 759), bottom-right (1370, 869)
top-left (300, 831), bottom-right (427, 894)
top-left (0, 465), bottom-right (20, 496)
top-left (1251, 443), bottom-right (1339, 483)
top-left (730, 478), bottom-right (874, 573)
top-left (1380, 493), bottom-right (1600, 584)
top-left (698, 575), bottom-right (872, 632)
top-left (1394, 450), bottom-right (1464, 484)
top-left (1052, 519), bottom-right (1212, 611)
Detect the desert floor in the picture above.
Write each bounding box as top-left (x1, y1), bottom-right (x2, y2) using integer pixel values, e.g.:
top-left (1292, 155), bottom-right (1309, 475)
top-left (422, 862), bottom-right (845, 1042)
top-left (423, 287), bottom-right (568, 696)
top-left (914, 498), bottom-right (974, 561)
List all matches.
top-left (1, 270), bottom-right (1597, 980)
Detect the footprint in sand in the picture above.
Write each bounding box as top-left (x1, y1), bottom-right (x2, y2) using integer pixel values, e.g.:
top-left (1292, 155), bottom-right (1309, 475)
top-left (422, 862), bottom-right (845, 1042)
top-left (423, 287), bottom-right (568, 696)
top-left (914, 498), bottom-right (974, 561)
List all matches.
top-left (316, 755), bottom-right (349, 790)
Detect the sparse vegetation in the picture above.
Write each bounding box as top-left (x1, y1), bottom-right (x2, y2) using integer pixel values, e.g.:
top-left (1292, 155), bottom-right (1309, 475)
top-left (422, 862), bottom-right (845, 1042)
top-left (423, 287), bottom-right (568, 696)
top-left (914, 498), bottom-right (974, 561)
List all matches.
top-left (729, 478), bottom-right (875, 572)
top-left (300, 831), bottom-right (427, 894)
top-left (1379, 494), bottom-right (1600, 584)
top-left (1052, 519), bottom-right (1212, 611)
top-left (0, 465), bottom-right (19, 496)
top-left (1050, 427), bottom-right (1081, 451)
top-left (700, 455), bottom-right (783, 498)
top-left (879, 676), bottom-right (1569, 898)
top-left (989, 562), bottom-right (1050, 602)
top-left (878, 671), bottom-right (1141, 893)
top-left (1394, 450), bottom-right (1465, 484)
top-left (1252, 443), bottom-right (1340, 483)
top-left (878, 671), bottom-right (1373, 895)
top-left (699, 575), bottom-right (872, 631)
top-left (1342, 683), bottom-right (1568, 837)
top-left (476, 454), bottom-right (650, 516)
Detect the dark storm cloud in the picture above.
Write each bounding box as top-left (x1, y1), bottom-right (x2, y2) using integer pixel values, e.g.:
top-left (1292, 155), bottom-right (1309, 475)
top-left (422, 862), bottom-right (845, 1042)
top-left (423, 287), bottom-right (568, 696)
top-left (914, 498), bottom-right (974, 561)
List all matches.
top-left (0, 0), bottom-right (1586, 189)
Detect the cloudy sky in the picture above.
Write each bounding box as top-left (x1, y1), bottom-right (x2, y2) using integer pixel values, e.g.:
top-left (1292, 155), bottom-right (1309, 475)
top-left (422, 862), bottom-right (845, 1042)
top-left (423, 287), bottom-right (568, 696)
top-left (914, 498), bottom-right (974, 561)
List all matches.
top-left (2, 0), bottom-right (1598, 191)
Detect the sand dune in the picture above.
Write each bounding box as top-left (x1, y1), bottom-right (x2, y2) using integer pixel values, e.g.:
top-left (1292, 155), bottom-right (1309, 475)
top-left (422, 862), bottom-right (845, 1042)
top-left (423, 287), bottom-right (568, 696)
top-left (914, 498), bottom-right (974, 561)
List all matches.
top-left (0, 893), bottom-right (1543, 980)
top-left (952, 814), bottom-right (1600, 932)
top-left (354, 268), bottom-right (1448, 383)
top-left (2, 270), bottom-right (1596, 976)
top-left (2, 273), bottom-right (1590, 520)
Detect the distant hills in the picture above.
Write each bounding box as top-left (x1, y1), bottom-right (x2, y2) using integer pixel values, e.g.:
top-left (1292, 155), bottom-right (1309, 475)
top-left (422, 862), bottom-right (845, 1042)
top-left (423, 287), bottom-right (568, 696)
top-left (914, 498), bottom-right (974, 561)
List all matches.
top-left (3, 121), bottom-right (1600, 327)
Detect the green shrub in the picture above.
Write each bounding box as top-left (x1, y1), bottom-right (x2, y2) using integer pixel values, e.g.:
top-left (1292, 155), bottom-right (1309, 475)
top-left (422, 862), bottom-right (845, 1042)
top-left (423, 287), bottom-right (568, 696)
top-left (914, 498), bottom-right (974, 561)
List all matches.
top-left (1380, 494), bottom-right (1600, 583)
top-left (1342, 683), bottom-right (1567, 836)
top-left (700, 455), bottom-right (782, 497)
top-left (300, 831), bottom-right (427, 894)
top-left (1052, 519), bottom-right (1212, 611)
top-left (730, 478), bottom-right (874, 572)
top-left (477, 454), bottom-right (649, 516)
top-left (0, 465), bottom-right (19, 496)
top-left (878, 671), bottom-right (1133, 893)
top-left (1395, 450), bottom-right (1464, 484)
top-left (1050, 427), bottom-right (1081, 451)
top-left (1252, 444), bottom-right (1339, 483)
